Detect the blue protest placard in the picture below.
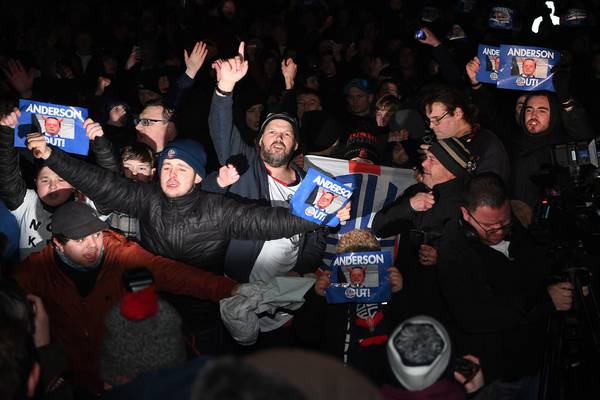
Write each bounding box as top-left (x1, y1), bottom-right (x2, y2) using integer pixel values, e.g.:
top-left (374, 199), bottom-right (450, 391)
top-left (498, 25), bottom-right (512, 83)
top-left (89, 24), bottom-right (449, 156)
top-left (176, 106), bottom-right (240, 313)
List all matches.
top-left (325, 251), bottom-right (392, 304)
top-left (14, 100), bottom-right (89, 156)
top-left (497, 45), bottom-right (559, 92)
top-left (476, 45), bottom-right (501, 84)
top-left (488, 6), bottom-right (515, 30)
top-left (290, 168), bottom-right (353, 227)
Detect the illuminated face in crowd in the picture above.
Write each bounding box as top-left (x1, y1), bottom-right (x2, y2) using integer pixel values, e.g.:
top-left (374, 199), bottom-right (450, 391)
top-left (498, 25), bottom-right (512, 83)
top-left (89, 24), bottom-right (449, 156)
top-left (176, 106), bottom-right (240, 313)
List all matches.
top-left (54, 231), bottom-right (104, 267)
top-left (123, 160), bottom-right (155, 183)
top-left (421, 151), bottom-right (455, 188)
top-left (346, 87), bottom-right (372, 116)
top-left (524, 95), bottom-right (551, 134)
top-left (259, 119), bottom-right (297, 168)
top-left (44, 118), bottom-right (62, 136)
top-left (35, 166), bottom-right (74, 207)
top-left (461, 201), bottom-right (512, 246)
top-left (297, 94), bottom-right (321, 120)
top-left (136, 105), bottom-right (175, 153)
top-left (159, 158), bottom-right (202, 198)
top-left (425, 102), bottom-right (463, 140)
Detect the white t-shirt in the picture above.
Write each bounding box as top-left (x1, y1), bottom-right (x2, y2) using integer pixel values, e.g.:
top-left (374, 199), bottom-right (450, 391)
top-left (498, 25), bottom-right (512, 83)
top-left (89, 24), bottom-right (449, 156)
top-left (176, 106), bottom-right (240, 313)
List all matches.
top-left (251, 174), bottom-right (301, 332)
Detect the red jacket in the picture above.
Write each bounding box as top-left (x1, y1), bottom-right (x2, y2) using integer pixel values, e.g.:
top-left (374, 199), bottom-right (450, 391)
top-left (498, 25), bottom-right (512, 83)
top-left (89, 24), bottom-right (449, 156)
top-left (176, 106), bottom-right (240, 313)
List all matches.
top-left (13, 230), bottom-right (237, 394)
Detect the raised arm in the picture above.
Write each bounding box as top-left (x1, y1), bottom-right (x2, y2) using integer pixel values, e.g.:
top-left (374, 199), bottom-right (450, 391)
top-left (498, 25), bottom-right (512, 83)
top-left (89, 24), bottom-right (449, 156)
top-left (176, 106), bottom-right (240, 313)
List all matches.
top-left (26, 134), bottom-right (153, 218)
top-left (208, 42), bottom-right (255, 164)
top-left (0, 110), bottom-right (27, 210)
top-left (84, 118), bottom-right (121, 173)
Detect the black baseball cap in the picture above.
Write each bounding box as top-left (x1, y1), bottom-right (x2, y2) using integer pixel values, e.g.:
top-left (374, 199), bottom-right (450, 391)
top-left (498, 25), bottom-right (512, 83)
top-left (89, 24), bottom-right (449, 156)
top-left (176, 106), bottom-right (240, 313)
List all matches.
top-left (52, 202), bottom-right (108, 240)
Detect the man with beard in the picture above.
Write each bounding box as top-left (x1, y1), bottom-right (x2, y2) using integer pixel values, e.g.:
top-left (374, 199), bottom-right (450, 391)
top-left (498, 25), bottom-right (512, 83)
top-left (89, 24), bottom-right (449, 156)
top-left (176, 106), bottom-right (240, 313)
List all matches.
top-left (209, 42), bottom-right (335, 346)
top-left (512, 92), bottom-right (594, 208)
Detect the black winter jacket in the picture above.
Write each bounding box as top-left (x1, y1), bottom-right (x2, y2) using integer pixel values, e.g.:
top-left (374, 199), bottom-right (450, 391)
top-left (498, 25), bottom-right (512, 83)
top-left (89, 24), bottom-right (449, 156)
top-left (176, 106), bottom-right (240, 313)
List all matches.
top-left (43, 148), bottom-right (321, 329)
top-left (372, 178), bottom-right (463, 322)
top-left (438, 217), bottom-right (554, 383)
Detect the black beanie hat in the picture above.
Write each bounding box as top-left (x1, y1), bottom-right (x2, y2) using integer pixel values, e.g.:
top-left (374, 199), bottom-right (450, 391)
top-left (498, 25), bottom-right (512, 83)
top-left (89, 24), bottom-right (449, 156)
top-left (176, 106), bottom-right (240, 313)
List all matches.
top-left (259, 113), bottom-right (300, 143)
top-left (428, 137), bottom-right (476, 179)
top-left (344, 131), bottom-right (381, 164)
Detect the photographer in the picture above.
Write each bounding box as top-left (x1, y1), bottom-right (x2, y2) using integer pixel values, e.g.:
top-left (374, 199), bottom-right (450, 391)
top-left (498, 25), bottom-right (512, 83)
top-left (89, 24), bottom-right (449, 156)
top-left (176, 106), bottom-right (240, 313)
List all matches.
top-left (437, 173), bottom-right (573, 398)
top-left (372, 137), bottom-right (475, 323)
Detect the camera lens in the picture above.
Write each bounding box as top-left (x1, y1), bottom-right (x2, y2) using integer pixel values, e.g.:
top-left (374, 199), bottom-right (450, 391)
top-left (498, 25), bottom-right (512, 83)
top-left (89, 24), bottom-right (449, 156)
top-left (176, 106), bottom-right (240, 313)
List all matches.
top-left (414, 30), bottom-right (426, 40)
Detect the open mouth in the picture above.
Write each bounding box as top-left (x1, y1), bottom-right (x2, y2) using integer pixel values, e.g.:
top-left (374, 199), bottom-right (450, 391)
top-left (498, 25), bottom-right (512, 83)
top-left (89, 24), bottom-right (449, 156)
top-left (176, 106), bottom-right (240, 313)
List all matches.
top-left (83, 252), bottom-right (98, 262)
top-left (167, 179), bottom-right (179, 188)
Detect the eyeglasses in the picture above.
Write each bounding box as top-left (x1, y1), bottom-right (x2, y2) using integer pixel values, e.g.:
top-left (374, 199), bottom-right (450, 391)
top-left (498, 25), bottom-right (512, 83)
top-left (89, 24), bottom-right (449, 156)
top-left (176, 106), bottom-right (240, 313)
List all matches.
top-left (428, 111), bottom-right (449, 126)
top-left (467, 210), bottom-right (512, 237)
top-left (134, 118), bottom-right (168, 126)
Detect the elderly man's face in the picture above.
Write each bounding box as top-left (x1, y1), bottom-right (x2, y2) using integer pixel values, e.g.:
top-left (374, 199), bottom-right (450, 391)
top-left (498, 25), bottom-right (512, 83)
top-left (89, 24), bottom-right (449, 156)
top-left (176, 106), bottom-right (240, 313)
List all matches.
top-left (44, 118), bottom-right (61, 135)
top-left (421, 150), bottom-right (455, 188)
top-left (522, 59), bottom-right (536, 76)
top-left (316, 192), bottom-right (336, 210)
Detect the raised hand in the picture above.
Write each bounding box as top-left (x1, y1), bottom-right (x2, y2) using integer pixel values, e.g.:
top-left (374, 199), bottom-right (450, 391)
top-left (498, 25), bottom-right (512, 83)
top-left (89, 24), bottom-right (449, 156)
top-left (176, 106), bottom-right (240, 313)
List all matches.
top-left (416, 27), bottom-right (441, 47)
top-left (184, 41), bottom-right (208, 79)
top-left (0, 108), bottom-right (21, 129)
top-left (281, 58), bottom-right (297, 90)
top-left (212, 42), bottom-right (248, 93)
top-left (125, 46), bottom-right (141, 70)
top-left (2, 59), bottom-right (34, 97)
top-left (83, 118), bottom-right (105, 141)
top-left (216, 164), bottom-right (240, 188)
top-left (26, 133), bottom-right (51, 159)
top-left (466, 56), bottom-right (481, 85)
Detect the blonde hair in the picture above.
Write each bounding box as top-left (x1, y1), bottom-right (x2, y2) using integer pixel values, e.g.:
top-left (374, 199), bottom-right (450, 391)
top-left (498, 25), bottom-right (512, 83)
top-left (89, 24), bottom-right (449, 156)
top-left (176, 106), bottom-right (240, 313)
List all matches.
top-left (336, 229), bottom-right (380, 253)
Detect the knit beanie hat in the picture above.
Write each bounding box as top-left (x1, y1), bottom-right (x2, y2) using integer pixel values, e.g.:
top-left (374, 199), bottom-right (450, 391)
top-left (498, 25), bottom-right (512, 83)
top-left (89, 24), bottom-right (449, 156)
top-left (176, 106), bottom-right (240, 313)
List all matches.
top-left (158, 139), bottom-right (207, 178)
top-left (259, 112), bottom-right (300, 143)
top-left (301, 110), bottom-right (342, 153)
top-left (387, 315), bottom-right (451, 391)
top-left (428, 137), bottom-right (476, 179)
top-left (343, 131), bottom-right (380, 164)
top-left (100, 286), bottom-right (186, 386)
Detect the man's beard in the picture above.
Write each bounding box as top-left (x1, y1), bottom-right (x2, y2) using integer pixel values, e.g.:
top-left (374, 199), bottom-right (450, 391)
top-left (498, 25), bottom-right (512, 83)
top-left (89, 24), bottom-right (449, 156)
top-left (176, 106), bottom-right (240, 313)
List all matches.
top-left (260, 145), bottom-right (294, 168)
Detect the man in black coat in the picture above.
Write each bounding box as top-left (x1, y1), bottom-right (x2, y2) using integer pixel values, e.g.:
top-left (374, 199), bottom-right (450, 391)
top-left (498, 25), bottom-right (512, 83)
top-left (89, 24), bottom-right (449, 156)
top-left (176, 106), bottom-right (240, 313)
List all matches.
top-left (437, 173), bottom-right (573, 397)
top-left (26, 134), bottom-right (327, 353)
top-left (372, 136), bottom-right (476, 323)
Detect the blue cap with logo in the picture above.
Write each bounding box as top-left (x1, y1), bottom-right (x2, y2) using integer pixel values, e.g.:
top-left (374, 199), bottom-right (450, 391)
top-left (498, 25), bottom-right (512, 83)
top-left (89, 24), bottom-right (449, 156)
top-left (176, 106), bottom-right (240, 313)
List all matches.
top-left (157, 139), bottom-right (207, 178)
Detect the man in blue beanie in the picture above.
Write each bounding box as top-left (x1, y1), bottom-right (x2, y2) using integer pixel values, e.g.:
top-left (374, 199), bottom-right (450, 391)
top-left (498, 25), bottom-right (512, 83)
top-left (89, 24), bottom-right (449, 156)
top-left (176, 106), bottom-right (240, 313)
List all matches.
top-left (26, 133), bottom-right (335, 354)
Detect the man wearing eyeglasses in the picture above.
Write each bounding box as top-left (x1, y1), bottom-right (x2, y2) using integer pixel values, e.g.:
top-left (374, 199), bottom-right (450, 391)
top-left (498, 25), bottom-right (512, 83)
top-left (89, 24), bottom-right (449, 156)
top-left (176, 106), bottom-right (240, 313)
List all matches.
top-left (134, 99), bottom-right (177, 153)
top-left (421, 85), bottom-right (510, 183)
top-left (437, 173), bottom-right (573, 397)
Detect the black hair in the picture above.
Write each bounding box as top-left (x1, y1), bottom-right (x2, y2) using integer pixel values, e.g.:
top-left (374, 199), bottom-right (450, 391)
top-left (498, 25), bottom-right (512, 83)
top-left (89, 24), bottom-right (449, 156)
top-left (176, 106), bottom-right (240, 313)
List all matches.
top-left (462, 173), bottom-right (508, 212)
top-left (420, 84), bottom-right (480, 130)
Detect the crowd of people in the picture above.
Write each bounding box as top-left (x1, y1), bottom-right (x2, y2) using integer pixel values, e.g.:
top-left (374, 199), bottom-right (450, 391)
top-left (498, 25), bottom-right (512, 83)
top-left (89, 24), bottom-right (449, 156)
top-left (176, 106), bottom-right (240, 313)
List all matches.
top-left (1, 0), bottom-right (600, 399)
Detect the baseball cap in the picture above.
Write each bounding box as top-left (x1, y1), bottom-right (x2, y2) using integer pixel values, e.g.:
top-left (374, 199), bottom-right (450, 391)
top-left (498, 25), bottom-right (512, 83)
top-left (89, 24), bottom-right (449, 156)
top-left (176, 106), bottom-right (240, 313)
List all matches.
top-left (51, 202), bottom-right (108, 240)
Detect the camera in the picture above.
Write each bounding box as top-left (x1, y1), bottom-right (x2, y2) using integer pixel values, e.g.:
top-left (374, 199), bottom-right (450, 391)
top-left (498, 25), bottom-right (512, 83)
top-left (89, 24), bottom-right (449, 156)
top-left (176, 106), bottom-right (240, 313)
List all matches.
top-left (414, 29), bottom-right (427, 40)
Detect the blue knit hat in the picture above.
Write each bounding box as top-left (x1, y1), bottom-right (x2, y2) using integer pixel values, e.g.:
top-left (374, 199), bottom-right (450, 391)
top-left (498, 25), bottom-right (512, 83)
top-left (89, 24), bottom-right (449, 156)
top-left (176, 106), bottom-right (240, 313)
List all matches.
top-left (158, 139), bottom-right (207, 178)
